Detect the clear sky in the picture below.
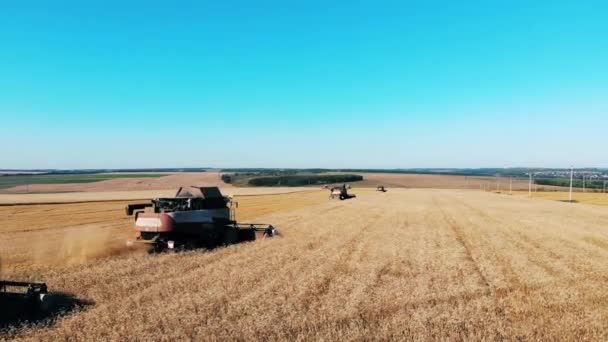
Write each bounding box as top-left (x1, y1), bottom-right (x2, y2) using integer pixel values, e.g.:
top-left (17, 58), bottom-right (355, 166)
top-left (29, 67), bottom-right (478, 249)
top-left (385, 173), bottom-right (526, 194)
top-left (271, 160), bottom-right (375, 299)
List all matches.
top-left (1, 1), bottom-right (607, 169)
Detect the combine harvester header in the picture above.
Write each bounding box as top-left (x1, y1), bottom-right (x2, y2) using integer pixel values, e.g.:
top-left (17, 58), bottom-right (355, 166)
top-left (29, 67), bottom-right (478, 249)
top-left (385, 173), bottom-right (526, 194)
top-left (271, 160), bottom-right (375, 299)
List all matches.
top-left (0, 280), bottom-right (48, 326)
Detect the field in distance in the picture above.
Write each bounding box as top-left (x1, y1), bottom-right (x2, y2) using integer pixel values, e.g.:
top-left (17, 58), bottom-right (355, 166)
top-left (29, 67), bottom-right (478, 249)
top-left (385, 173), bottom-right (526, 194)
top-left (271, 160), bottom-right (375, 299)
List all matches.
top-left (0, 173), bottom-right (167, 189)
top-left (3, 188), bottom-right (608, 340)
top-left (0, 172), bottom-right (227, 194)
top-left (355, 172), bottom-right (570, 191)
top-left (0, 171), bottom-right (573, 195)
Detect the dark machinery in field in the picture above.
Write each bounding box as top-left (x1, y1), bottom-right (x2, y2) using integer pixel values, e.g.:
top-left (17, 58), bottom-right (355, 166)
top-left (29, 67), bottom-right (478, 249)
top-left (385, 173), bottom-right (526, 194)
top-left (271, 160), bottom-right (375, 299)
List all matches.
top-left (125, 186), bottom-right (277, 251)
top-left (376, 185), bottom-right (387, 192)
top-left (329, 184), bottom-right (356, 200)
top-left (0, 280), bottom-right (48, 325)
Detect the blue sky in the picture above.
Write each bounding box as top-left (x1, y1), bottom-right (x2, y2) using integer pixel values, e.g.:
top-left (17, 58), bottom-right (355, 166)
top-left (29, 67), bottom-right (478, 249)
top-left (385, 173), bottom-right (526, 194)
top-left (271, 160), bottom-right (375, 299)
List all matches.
top-left (1, 1), bottom-right (607, 169)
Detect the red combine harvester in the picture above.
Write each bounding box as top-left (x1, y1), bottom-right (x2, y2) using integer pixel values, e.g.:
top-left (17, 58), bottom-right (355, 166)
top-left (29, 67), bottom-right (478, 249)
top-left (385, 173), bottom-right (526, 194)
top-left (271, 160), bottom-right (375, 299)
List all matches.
top-left (125, 186), bottom-right (277, 251)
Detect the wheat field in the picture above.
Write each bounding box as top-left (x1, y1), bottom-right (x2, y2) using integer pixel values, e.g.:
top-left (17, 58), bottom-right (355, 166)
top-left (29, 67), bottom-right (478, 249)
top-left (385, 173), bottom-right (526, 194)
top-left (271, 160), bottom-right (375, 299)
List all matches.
top-left (0, 190), bottom-right (325, 273)
top-left (512, 191), bottom-right (608, 207)
top-left (2, 189), bottom-right (608, 340)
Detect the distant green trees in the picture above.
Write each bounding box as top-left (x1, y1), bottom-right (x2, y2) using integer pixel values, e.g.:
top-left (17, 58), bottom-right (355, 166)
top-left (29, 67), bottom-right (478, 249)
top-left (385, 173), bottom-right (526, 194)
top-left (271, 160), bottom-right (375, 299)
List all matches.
top-left (535, 178), bottom-right (607, 190)
top-left (247, 174), bottom-right (363, 187)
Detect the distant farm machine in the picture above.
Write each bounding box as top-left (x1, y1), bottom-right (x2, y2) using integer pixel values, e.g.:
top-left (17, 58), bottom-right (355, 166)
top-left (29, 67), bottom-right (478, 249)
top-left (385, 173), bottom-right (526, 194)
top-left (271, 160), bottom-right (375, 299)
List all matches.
top-left (125, 186), bottom-right (277, 251)
top-left (1, 274), bottom-right (86, 327)
top-left (0, 281), bottom-right (48, 324)
top-left (0, 257), bottom-right (49, 325)
top-left (329, 184), bottom-right (356, 200)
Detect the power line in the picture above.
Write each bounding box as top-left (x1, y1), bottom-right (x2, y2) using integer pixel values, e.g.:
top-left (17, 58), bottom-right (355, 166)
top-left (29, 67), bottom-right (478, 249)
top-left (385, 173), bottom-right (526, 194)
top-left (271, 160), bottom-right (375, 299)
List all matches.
top-left (583, 174), bottom-right (586, 193)
top-left (569, 166), bottom-right (574, 203)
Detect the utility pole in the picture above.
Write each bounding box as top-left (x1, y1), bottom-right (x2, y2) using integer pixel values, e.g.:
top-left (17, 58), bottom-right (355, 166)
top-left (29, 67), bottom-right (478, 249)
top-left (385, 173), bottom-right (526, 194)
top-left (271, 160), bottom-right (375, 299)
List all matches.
top-left (509, 177), bottom-right (513, 195)
top-left (569, 166), bottom-right (574, 202)
top-left (604, 180), bottom-right (607, 195)
top-left (582, 174), bottom-right (586, 193)
top-left (529, 173), bottom-right (532, 197)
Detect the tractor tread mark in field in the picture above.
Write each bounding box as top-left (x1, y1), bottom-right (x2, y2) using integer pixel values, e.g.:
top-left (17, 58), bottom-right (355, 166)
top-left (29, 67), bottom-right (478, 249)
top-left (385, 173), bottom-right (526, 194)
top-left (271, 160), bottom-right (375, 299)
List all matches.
top-left (432, 198), bottom-right (491, 289)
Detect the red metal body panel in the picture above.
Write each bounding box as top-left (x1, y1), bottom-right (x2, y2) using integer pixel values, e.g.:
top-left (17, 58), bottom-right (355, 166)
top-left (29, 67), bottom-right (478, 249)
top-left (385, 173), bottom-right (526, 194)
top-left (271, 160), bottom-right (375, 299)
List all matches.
top-left (126, 187), bottom-right (276, 249)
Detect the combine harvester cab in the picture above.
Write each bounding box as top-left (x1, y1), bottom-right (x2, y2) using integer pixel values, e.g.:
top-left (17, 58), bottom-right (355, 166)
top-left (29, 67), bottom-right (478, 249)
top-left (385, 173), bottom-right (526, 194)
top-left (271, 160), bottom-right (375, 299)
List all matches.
top-left (126, 186), bottom-right (277, 251)
top-left (0, 280), bottom-right (48, 325)
top-left (329, 184), bottom-right (356, 200)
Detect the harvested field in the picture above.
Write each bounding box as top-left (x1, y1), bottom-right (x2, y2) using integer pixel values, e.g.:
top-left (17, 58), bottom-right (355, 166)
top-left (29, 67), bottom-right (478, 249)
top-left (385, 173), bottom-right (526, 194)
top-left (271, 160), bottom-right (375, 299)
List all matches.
top-left (3, 188), bottom-right (608, 340)
top-left (355, 173), bottom-right (567, 191)
top-left (512, 191), bottom-right (608, 207)
top-left (0, 190), bottom-right (326, 273)
top-left (0, 187), bottom-right (313, 205)
top-left (0, 200), bottom-right (135, 273)
top-left (2, 171), bottom-right (573, 199)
